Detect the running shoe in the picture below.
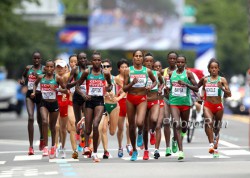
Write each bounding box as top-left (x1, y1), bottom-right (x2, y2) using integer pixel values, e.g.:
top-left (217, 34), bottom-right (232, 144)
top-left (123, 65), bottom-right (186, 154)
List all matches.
top-left (28, 147), bottom-right (34, 155)
top-left (137, 133), bottom-right (143, 147)
top-left (208, 144), bottom-right (214, 154)
top-left (118, 148), bottom-right (123, 158)
top-left (171, 137), bottom-right (178, 153)
top-left (56, 144), bottom-right (62, 158)
top-left (213, 150), bottom-right (219, 158)
top-left (150, 131), bottom-right (156, 145)
top-left (177, 151), bottom-right (184, 160)
top-left (180, 131), bottom-right (186, 138)
top-left (165, 147), bottom-right (172, 157)
top-left (77, 144), bottom-right (83, 152)
top-left (61, 148), bottom-right (66, 159)
top-left (42, 146), bottom-right (49, 157)
top-left (49, 146), bottom-right (56, 159)
top-left (92, 154), bottom-right (100, 163)
top-left (154, 150), bottom-right (160, 159)
top-left (143, 150), bottom-right (149, 160)
top-left (129, 150), bottom-right (133, 156)
top-left (126, 144), bottom-right (132, 154)
top-left (72, 151), bottom-right (78, 159)
top-left (39, 140), bottom-right (45, 151)
top-left (103, 151), bottom-right (110, 159)
top-left (83, 147), bottom-right (91, 156)
top-left (130, 150), bottom-right (138, 161)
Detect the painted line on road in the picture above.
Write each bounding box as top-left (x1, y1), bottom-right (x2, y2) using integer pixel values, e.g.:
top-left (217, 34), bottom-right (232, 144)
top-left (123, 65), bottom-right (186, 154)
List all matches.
top-left (194, 155), bottom-right (230, 159)
top-left (0, 161), bottom-right (6, 165)
top-left (219, 140), bottom-right (241, 148)
top-left (43, 171), bottom-right (58, 175)
top-left (14, 155), bottom-right (42, 161)
top-left (49, 158), bottom-right (79, 163)
top-left (220, 149), bottom-right (250, 156)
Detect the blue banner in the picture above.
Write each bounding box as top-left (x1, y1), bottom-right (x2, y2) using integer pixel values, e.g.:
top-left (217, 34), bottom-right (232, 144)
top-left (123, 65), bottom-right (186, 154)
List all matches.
top-left (57, 26), bottom-right (88, 49)
top-left (181, 25), bottom-right (216, 75)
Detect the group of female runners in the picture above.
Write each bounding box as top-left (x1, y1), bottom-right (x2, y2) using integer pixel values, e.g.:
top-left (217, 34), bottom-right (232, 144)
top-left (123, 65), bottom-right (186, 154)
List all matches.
top-left (20, 50), bottom-right (231, 162)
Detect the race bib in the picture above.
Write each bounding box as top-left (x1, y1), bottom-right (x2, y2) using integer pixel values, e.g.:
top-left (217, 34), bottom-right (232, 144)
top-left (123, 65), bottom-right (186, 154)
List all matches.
top-left (80, 85), bottom-right (86, 94)
top-left (42, 91), bottom-right (56, 99)
top-left (88, 87), bottom-right (103, 96)
top-left (130, 74), bottom-right (146, 88)
top-left (205, 86), bottom-right (219, 96)
top-left (172, 85), bottom-right (187, 97)
top-left (70, 87), bottom-right (75, 93)
top-left (27, 81), bottom-right (34, 90)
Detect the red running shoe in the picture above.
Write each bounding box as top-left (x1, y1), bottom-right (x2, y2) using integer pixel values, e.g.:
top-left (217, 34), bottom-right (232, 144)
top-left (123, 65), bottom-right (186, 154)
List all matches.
top-left (143, 150), bottom-right (149, 160)
top-left (39, 140), bottom-right (45, 151)
top-left (103, 151), bottom-right (110, 159)
top-left (150, 131), bottom-right (156, 145)
top-left (28, 147), bottom-right (34, 155)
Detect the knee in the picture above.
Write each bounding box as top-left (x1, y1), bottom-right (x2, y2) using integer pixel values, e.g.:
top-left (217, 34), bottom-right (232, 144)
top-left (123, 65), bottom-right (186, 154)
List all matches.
top-left (155, 125), bottom-right (162, 131)
top-left (109, 129), bottom-right (115, 136)
top-left (28, 118), bottom-right (34, 123)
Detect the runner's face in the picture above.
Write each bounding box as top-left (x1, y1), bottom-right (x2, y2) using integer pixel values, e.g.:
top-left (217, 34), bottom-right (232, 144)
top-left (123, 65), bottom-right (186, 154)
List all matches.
top-left (119, 63), bottom-right (128, 74)
top-left (144, 56), bottom-right (154, 69)
top-left (92, 55), bottom-right (102, 69)
top-left (133, 51), bottom-right (143, 65)
top-left (176, 57), bottom-right (186, 70)
top-left (45, 62), bottom-right (54, 75)
top-left (102, 62), bottom-right (112, 72)
top-left (209, 62), bottom-right (219, 76)
top-left (153, 62), bottom-right (162, 71)
top-left (77, 53), bottom-right (87, 67)
top-left (69, 56), bottom-right (77, 69)
top-left (168, 53), bottom-right (177, 67)
top-left (56, 65), bottom-right (66, 76)
top-left (32, 53), bottom-right (41, 66)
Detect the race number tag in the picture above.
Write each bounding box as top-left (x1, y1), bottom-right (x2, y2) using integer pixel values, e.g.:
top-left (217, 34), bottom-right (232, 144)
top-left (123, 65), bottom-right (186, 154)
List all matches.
top-left (28, 81), bottom-right (34, 90)
top-left (205, 84), bottom-right (219, 96)
top-left (80, 85), bottom-right (86, 94)
top-left (88, 87), bottom-right (103, 96)
top-left (42, 91), bottom-right (56, 99)
top-left (172, 83), bottom-right (187, 97)
top-left (130, 74), bottom-right (146, 88)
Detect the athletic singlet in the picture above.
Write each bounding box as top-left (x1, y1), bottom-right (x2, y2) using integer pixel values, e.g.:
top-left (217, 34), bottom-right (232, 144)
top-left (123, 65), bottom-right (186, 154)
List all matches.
top-left (27, 65), bottom-right (44, 91)
top-left (86, 69), bottom-right (106, 96)
top-left (205, 76), bottom-right (222, 97)
top-left (169, 69), bottom-right (192, 106)
top-left (163, 67), bottom-right (171, 88)
top-left (146, 70), bottom-right (158, 92)
top-left (129, 66), bottom-right (148, 88)
top-left (76, 67), bottom-right (86, 94)
top-left (40, 75), bottom-right (58, 100)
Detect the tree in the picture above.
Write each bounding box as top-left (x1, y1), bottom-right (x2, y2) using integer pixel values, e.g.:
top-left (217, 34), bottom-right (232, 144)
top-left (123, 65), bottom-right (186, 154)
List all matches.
top-left (0, 0), bottom-right (59, 79)
top-left (186, 0), bottom-right (249, 77)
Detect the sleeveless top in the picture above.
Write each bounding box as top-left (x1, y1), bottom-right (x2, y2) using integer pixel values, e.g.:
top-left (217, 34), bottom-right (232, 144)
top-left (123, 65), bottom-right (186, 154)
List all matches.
top-left (86, 69), bottom-right (106, 96)
top-left (205, 76), bottom-right (222, 97)
top-left (146, 70), bottom-right (158, 92)
top-left (40, 75), bottom-right (58, 100)
top-left (27, 65), bottom-right (44, 91)
top-left (169, 69), bottom-right (192, 106)
top-left (129, 66), bottom-right (148, 88)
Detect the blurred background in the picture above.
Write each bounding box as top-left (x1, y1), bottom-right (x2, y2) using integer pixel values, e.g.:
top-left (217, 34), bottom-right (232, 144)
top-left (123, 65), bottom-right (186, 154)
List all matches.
top-left (0, 0), bottom-right (249, 115)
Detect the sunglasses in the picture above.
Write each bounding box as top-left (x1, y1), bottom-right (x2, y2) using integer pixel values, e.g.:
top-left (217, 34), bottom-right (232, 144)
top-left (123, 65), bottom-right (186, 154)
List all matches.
top-left (102, 65), bottom-right (111, 68)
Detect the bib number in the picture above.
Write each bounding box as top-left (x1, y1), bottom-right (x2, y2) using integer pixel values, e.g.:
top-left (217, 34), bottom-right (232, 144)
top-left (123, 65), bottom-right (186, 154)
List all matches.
top-left (172, 86), bottom-right (187, 97)
top-left (42, 91), bottom-right (56, 99)
top-left (89, 87), bottom-right (103, 96)
top-left (205, 87), bottom-right (218, 96)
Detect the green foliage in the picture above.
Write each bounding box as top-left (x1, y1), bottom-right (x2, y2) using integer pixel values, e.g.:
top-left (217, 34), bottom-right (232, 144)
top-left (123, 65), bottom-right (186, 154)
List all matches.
top-left (186, 0), bottom-right (249, 77)
top-left (0, 0), bottom-right (59, 79)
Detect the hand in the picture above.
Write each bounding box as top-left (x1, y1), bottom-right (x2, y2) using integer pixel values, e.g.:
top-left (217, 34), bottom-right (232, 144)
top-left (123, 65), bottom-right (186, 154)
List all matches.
top-left (106, 84), bottom-right (113, 92)
top-left (178, 80), bottom-right (186, 86)
top-left (158, 89), bottom-right (162, 95)
top-left (145, 86), bottom-right (151, 92)
top-left (30, 92), bottom-right (35, 99)
top-left (132, 77), bottom-right (138, 85)
top-left (19, 79), bottom-right (25, 86)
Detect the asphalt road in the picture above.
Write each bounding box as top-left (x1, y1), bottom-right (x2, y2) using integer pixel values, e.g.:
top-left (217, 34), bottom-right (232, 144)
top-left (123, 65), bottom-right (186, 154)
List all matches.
top-left (0, 109), bottom-right (250, 178)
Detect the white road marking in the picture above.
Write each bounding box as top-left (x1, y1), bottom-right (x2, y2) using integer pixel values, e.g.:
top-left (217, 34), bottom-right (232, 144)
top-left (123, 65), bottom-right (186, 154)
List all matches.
top-left (14, 155), bottom-right (42, 161)
top-left (44, 171), bottom-right (58, 175)
top-left (219, 140), bottom-right (241, 148)
top-left (49, 158), bottom-right (79, 163)
top-left (220, 150), bottom-right (250, 156)
top-left (194, 155), bottom-right (230, 159)
top-left (0, 161), bottom-right (6, 165)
